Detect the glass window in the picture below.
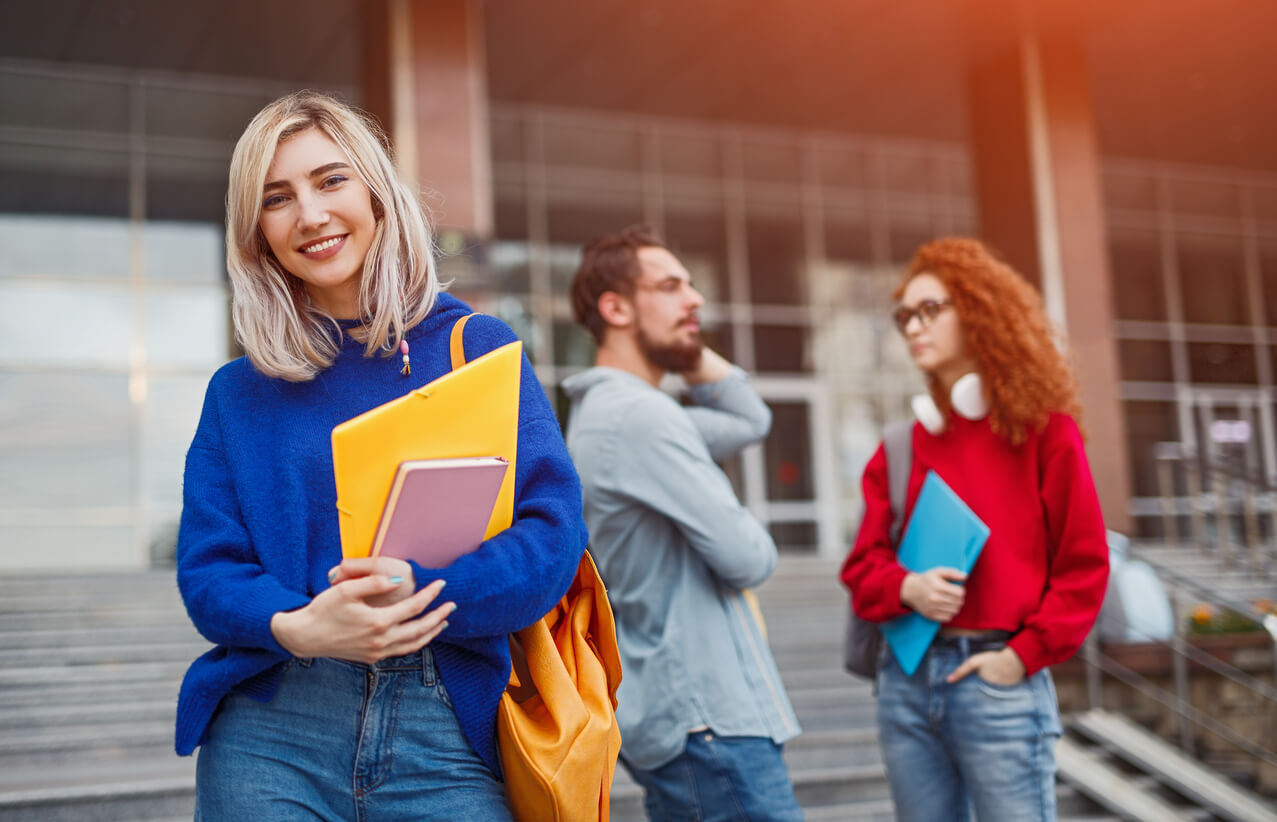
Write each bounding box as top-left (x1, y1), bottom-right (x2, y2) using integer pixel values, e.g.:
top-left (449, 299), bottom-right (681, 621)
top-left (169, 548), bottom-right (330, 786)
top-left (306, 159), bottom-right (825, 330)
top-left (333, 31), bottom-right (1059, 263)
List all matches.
top-left (817, 146), bottom-right (869, 191)
top-left (753, 324), bottom-right (811, 374)
top-left (489, 111), bottom-right (524, 165)
top-left (823, 213), bottom-right (873, 265)
top-left (143, 86), bottom-right (268, 141)
top-left (1168, 178), bottom-right (1240, 220)
top-left (659, 130), bottom-right (720, 179)
top-left (882, 151), bottom-right (933, 195)
top-left (1108, 230), bottom-right (1166, 322)
top-left (769, 521), bottom-right (818, 551)
top-left (495, 195), bottom-right (530, 241)
top-left (1186, 342), bottom-right (1258, 385)
top-left (664, 204), bottom-right (730, 305)
top-left (144, 221), bottom-right (225, 284)
top-left (740, 138), bottom-right (802, 183)
top-left (745, 211), bottom-right (806, 306)
top-left (542, 120), bottom-right (641, 172)
top-left (1118, 339), bottom-right (1175, 383)
top-left (1102, 170), bottom-right (1157, 212)
top-left (486, 239), bottom-right (532, 296)
top-left (0, 281), bottom-right (132, 368)
top-left (1252, 185), bottom-right (1277, 223)
top-left (764, 401), bottom-right (813, 501)
top-left (1123, 400), bottom-right (1179, 498)
top-left (0, 214), bottom-right (131, 280)
top-left (146, 167), bottom-right (229, 224)
top-left (1177, 234), bottom-right (1249, 326)
top-left (553, 319), bottom-right (595, 369)
top-left (145, 289), bottom-right (231, 369)
top-left (0, 72), bottom-right (130, 132)
top-left (1259, 240), bottom-right (1277, 328)
top-left (888, 220), bottom-right (933, 266)
top-left (0, 146), bottom-right (130, 217)
top-left (144, 374), bottom-right (215, 511)
top-left (546, 199), bottom-right (644, 291)
top-left (0, 372), bottom-right (132, 509)
top-left (699, 322), bottom-right (736, 364)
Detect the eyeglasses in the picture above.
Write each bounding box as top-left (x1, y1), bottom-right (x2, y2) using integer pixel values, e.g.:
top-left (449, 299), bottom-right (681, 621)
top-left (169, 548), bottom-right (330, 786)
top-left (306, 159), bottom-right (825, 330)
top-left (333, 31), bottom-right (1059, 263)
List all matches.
top-left (892, 299), bottom-right (953, 333)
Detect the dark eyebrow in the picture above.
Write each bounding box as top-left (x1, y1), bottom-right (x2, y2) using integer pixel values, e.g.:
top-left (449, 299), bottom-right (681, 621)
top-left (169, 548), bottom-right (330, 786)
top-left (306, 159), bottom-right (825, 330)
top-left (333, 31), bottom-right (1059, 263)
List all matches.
top-left (263, 162), bottom-right (352, 192)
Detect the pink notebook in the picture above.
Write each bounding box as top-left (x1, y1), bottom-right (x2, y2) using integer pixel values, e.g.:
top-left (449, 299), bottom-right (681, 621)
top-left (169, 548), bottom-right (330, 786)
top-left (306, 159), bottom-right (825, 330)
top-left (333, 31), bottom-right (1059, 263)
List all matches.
top-left (369, 457), bottom-right (510, 567)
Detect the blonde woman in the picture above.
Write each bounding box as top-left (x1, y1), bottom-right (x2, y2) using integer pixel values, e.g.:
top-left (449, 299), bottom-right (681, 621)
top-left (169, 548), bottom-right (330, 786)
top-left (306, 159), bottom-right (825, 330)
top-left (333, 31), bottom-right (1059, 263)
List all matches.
top-left (174, 91), bottom-right (586, 819)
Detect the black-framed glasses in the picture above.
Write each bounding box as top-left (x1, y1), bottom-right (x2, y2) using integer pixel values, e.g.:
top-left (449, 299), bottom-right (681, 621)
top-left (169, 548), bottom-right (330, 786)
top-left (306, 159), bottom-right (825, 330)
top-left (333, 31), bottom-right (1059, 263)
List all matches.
top-left (892, 299), bottom-right (952, 333)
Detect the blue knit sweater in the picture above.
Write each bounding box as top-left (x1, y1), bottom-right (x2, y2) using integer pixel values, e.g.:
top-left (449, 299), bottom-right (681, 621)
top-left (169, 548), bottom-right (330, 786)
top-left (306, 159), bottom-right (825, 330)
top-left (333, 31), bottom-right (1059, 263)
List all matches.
top-left (174, 293), bottom-right (586, 776)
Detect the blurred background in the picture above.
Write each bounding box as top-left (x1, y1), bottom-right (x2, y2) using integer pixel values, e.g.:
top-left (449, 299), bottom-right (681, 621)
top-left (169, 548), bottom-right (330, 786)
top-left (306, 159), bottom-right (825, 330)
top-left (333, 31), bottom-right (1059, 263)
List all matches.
top-left (0, 0), bottom-right (1273, 569)
top-left (4, 3), bottom-right (1277, 818)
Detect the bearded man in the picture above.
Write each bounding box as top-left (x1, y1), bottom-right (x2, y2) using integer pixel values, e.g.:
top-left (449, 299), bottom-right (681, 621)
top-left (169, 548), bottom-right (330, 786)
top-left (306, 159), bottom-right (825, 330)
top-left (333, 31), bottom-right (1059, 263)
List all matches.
top-left (562, 225), bottom-right (802, 822)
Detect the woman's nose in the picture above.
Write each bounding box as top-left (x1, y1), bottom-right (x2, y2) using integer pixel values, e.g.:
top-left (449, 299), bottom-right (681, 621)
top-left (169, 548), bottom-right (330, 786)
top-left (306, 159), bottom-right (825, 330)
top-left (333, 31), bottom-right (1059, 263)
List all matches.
top-left (296, 193), bottom-right (330, 229)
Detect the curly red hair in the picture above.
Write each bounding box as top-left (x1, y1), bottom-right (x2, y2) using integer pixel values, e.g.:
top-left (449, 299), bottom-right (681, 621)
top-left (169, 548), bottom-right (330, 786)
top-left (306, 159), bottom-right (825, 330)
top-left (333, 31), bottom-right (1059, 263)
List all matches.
top-left (896, 237), bottom-right (1082, 445)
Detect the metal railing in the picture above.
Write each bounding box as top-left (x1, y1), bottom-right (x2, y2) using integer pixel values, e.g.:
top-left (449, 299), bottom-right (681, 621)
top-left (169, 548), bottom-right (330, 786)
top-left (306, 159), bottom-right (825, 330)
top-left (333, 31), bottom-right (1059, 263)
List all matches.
top-left (1079, 442), bottom-right (1277, 784)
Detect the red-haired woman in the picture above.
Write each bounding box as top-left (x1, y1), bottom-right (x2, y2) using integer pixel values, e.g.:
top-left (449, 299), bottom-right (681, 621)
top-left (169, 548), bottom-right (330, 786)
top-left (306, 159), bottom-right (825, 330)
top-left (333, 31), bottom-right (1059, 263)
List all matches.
top-left (841, 237), bottom-right (1109, 821)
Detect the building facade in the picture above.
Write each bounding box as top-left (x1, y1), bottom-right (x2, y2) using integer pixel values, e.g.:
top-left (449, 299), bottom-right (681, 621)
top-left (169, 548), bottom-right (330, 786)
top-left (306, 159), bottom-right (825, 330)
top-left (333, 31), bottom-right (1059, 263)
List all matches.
top-left (2, 0), bottom-right (1274, 568)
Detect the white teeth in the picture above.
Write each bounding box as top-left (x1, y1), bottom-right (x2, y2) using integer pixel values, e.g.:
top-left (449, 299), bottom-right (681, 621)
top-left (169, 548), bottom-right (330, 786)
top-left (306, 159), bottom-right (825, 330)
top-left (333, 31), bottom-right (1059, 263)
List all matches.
top-left (302, 236), bottom-right (342, 253)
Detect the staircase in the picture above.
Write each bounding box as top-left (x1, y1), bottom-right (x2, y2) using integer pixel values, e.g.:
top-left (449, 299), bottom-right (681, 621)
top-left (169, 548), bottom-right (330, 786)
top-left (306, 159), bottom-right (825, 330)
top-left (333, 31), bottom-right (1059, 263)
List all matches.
top-left (3, 557), bottom-right (1266, 820)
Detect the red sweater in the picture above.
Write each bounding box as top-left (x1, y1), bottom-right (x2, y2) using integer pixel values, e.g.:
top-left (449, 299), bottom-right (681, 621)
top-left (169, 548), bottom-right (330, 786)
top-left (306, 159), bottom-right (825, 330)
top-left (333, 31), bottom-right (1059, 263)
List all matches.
top-left (840, 413), bottom-right (1109, 676)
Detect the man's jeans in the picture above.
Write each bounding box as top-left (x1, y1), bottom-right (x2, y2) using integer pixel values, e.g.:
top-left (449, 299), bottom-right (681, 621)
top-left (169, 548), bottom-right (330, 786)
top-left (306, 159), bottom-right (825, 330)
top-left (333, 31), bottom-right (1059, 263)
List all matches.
top-left (876, 640), bottom-right (1062, 822)
top-left (621, 732), bottom-right (804, 822)
top-left (195, 649), bottom-right (513, 822)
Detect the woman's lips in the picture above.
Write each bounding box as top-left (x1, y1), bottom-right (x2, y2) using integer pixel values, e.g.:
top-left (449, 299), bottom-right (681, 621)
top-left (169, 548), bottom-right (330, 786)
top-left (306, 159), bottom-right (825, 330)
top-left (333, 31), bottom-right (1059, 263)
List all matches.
top-left (299, 234), bottom-right (348, 259)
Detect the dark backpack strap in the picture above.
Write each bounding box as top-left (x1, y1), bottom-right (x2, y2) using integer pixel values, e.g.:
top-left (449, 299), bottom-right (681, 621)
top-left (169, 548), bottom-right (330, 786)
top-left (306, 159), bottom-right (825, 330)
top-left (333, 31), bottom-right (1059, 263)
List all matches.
top-left (882, 420), bottom-right (914, 547)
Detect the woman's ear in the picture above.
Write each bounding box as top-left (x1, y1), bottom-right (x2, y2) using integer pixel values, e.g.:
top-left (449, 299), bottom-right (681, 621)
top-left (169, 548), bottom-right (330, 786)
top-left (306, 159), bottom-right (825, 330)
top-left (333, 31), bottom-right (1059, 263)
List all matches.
top-left (597, 291), bottom-right (634, 329)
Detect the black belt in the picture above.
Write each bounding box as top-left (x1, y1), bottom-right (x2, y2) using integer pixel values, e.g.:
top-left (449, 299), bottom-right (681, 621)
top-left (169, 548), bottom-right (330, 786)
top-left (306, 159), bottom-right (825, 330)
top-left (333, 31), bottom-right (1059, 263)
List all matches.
top-left (932, 631), bottom-right (1012, 654)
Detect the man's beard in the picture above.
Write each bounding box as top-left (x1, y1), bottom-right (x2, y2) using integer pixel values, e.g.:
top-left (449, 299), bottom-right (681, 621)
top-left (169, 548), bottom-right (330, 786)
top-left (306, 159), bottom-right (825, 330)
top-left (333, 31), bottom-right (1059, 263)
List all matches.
top-left (638, 325), bottom-right (703, 373)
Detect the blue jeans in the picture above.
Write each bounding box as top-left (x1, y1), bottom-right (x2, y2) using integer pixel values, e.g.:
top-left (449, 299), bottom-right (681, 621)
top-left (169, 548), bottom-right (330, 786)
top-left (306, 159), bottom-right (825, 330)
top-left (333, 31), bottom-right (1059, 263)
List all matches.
top-left (876, 641), bottom-right (1062, 822)
top-left (621, 731), bottom-right (803, 822)
top-left (194, 648), bottom-right (512, 821)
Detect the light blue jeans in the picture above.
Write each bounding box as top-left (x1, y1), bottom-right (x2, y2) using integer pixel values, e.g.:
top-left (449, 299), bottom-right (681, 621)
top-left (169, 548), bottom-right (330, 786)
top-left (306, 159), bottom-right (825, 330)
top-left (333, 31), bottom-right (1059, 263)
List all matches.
top-left (621, 731), bottom-right (804, 822)
top-left (194, 648), bottom-right (513, 821)
top-left (876, 640), bottom-right (1062, 822)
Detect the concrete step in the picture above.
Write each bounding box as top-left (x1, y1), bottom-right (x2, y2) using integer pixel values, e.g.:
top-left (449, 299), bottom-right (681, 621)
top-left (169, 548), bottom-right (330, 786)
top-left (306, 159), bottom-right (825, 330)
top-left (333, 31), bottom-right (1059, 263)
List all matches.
top-left (0, 625), bottom-right (202, 650)
top-left (0, 660), bottom-right (189, 688)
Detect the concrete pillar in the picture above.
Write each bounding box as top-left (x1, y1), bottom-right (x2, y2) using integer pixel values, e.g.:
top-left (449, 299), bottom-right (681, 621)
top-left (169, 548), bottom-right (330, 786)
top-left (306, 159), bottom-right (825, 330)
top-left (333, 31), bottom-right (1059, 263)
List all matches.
top-left (363, 0), bottom-right (494, 238)
top-left (968, 32), bottom-right (1133, 533)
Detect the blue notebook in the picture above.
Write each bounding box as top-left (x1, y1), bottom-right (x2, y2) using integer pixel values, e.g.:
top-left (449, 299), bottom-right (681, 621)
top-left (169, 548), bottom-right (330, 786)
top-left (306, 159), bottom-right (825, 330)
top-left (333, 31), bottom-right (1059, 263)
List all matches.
top-left (881, 470), bottom-right (991, 676)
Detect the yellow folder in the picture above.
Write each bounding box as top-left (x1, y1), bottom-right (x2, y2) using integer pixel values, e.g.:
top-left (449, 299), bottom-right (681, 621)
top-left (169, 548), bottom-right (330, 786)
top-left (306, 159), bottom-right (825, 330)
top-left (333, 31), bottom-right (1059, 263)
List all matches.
top-left (331, 340), bottom-right (522, 559)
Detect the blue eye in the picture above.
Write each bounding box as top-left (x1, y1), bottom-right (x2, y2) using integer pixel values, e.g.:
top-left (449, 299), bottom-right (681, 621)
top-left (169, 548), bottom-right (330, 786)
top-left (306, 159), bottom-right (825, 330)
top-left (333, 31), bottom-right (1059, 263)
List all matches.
top-left (321, 175), bottom-right (348, 188)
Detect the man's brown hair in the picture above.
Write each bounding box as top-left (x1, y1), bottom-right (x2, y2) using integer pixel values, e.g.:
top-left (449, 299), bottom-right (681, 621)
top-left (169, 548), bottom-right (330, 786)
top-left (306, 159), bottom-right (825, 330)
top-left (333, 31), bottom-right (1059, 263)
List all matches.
top-left (570, 224), bottom-right (668, 342)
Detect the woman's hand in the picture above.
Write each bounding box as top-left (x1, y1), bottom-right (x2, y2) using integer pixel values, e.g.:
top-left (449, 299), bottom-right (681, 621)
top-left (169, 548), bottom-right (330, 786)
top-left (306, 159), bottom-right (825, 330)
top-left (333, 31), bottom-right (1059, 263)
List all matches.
top-left (900, 567), bottom-right (967, 622)
top-left (327, 556), bottom-right (417, 607)
top-left (946, 647), bottom-right (1026, 686)
top-left (270, 575), bottom-right (454, 664)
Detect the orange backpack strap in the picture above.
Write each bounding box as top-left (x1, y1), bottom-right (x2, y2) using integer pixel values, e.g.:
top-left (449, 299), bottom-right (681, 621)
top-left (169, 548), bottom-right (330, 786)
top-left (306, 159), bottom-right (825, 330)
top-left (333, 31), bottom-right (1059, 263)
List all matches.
top-left (450, 314), bottom-right (476, 370)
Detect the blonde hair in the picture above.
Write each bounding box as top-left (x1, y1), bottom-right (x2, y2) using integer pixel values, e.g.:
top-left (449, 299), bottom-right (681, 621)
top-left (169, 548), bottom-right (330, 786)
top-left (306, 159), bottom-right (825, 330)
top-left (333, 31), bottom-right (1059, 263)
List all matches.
top-left (225, 90), bottom-right (440, 381)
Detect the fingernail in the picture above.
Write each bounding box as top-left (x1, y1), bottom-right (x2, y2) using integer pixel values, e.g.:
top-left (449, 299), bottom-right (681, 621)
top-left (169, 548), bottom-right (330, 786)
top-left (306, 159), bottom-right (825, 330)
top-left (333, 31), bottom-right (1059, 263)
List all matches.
top-left (389, 576), bottom-right (404, 585)
top-left (436, 579), bottom-right (447, 589)
top-left (449, 602), bottom-right (458, 614)
top-left (441, 620), bottom-right (450, 630)
top-left (327, 569), bottom-right (337, 584)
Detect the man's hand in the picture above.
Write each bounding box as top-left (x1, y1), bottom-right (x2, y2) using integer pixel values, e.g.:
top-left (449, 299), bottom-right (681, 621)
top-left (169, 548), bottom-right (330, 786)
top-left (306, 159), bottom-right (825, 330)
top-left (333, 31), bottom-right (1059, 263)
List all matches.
top-left (681, 347), bottom-right (732, 386)
top-left (900, 567), bottom-right (967, 622)
top-left (946, 647), bottom-right (1026, 686)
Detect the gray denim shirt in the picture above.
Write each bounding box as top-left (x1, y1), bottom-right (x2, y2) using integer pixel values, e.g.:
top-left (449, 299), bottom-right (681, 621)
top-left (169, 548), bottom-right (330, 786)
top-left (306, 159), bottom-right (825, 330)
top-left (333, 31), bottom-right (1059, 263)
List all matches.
top-left (561, 366), bottom-right (801, 770)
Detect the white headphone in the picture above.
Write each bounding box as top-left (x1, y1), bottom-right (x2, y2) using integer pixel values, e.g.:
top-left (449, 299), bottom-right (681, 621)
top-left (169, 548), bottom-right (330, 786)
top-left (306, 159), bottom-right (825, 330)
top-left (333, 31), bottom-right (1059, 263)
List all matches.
top-left (911, 372), bottom-right (989, 435)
